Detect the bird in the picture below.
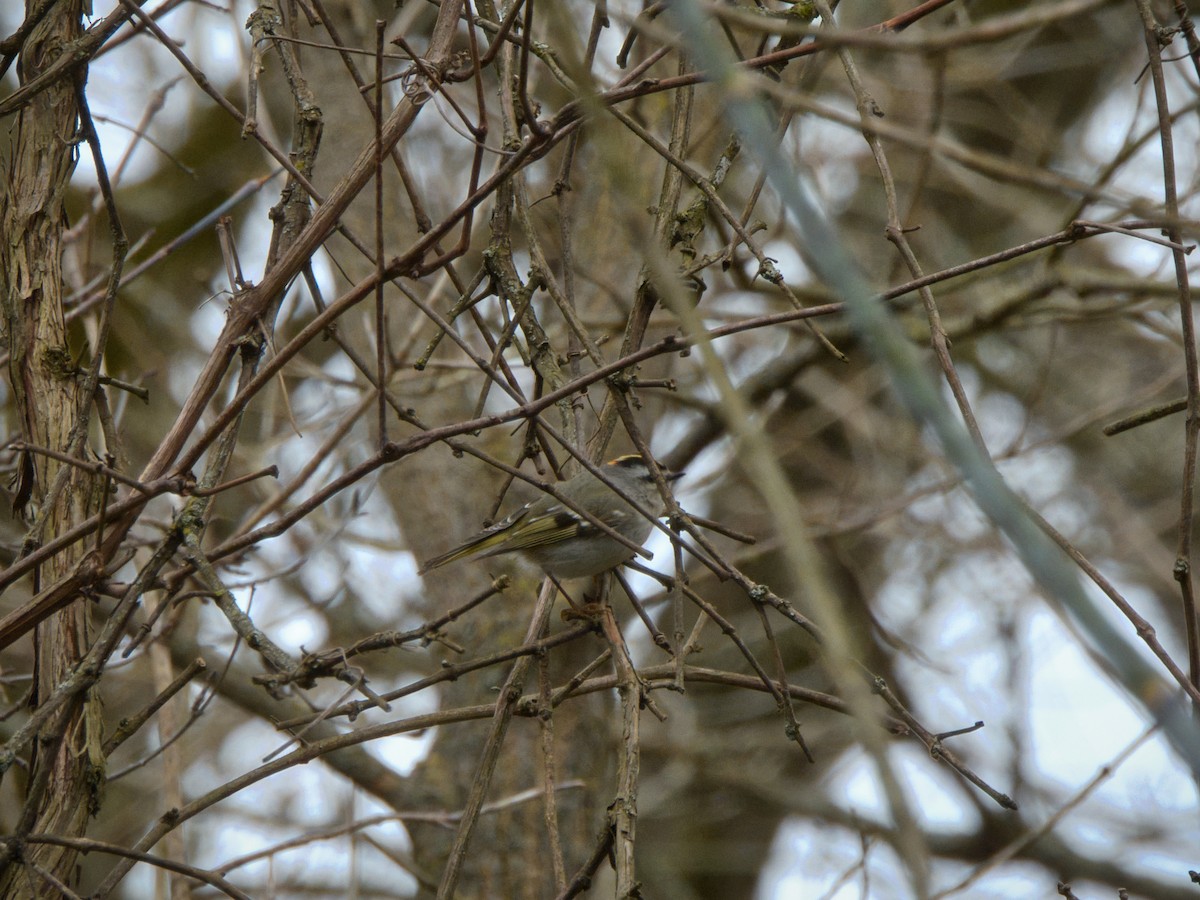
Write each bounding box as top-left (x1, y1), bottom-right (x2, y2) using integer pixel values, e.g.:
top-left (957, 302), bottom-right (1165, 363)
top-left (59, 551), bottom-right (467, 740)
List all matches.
top-left (419, 455), bottom-right (683, 579)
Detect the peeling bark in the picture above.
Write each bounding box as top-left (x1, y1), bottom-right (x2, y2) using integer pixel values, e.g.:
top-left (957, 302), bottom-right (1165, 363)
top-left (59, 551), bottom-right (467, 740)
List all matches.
top-left (0, 2), bottom-right (103, 896)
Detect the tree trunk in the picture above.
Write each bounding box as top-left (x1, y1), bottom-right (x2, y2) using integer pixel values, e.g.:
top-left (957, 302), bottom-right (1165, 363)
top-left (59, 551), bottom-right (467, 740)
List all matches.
top-left (0, 2), bottom-right (102, 896)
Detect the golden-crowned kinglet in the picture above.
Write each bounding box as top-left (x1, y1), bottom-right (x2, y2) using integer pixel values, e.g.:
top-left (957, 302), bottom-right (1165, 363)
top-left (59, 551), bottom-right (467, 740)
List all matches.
top-left (419, 455), bottom-right (683, 578)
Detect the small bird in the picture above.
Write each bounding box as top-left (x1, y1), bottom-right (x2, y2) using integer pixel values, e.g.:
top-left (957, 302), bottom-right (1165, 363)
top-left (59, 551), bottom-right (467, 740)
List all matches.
top-left (419, 455), bottom-right (683, 579)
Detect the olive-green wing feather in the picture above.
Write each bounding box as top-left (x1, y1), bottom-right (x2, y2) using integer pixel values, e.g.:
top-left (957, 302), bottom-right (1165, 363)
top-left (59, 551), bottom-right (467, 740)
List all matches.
top-left (417, 506), bottom-right (534, 573)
